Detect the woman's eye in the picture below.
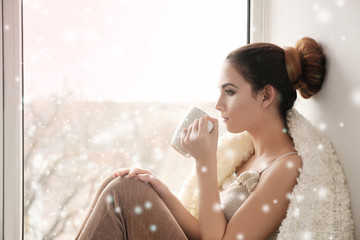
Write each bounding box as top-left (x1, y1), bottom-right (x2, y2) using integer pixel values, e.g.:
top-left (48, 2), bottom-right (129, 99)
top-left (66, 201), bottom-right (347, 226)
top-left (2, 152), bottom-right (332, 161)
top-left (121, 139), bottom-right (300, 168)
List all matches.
top-left (225, 89), bottom-right (235, 96)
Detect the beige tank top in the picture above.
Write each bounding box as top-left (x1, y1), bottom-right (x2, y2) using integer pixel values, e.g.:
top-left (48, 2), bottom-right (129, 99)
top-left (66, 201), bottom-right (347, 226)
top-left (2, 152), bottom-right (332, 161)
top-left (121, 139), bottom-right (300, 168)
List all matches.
top-left (219, 151), bottom-right (298, 239)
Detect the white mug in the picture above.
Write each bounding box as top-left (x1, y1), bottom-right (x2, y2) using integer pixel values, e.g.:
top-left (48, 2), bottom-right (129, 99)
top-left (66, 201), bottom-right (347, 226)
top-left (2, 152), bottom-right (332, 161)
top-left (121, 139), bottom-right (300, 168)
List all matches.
top-left (171, 106), bottom-right (214, 157)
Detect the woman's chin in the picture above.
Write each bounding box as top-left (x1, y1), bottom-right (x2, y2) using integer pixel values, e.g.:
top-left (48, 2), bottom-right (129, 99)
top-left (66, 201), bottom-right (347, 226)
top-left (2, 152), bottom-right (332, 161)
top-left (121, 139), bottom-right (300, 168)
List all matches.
top-left (225, 126), bottom-right (244, 134)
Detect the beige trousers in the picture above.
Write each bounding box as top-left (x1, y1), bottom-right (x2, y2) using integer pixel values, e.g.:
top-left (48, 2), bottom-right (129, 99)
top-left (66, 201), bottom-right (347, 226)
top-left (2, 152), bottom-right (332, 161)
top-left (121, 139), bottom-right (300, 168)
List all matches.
top-left (75, 175), bottom-right (188, 240)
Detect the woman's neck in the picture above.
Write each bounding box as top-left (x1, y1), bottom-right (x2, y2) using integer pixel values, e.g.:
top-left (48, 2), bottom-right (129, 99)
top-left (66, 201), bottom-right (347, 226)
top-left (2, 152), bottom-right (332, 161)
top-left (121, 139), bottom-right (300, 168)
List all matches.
top-left (247, 114), bottom-right (295, 161)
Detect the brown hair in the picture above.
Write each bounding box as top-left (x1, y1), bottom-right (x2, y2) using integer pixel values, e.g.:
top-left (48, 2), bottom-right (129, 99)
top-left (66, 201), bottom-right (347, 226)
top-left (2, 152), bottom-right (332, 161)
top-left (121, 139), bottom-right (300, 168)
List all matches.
top-left (284, 37), bottom-right (326, 99)
top-left (225, 37), bottom-right (326, 123)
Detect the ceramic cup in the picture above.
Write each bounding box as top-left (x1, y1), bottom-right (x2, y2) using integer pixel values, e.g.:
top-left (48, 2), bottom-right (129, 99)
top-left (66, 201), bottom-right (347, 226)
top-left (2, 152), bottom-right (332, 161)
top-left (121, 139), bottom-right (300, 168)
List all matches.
top-left (171, 106), bottom-right (214, 157)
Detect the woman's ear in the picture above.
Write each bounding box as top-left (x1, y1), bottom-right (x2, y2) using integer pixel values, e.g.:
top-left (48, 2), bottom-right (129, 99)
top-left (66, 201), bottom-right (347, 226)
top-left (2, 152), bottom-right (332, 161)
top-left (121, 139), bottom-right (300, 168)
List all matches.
top-left (260, 84), bottom-right (276, 108)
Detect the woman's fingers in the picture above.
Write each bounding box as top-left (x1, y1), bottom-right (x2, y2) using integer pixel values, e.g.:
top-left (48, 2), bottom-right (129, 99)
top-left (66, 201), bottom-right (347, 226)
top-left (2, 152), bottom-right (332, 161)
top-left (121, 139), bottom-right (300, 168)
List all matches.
top-left (205, 116), bottom-right (218, 134)
top-left (192, 119), bottom-right (199, 132)
top-left (128, 168), bottom-right (143, 178)
top-left (199, 117), bottom-right (208, 132)
top-left (113, 168), bottom-right (155, 182)
top-left (187, 122), bottom-right (193, 138)
top-left (205, 115), bottom-right (218, 128)
top-left (113, 168), bottom-right (130, 178)
top-left (181, 128), bottom-right (188, 147)
top-left (137, 173), bottom-right (154, 183)
top-left (181, 118), bottom-right (204, 148)
top-left (126, 168), bottom-right (154, 178)
top-left (127, 168), bottom-right (136, 178)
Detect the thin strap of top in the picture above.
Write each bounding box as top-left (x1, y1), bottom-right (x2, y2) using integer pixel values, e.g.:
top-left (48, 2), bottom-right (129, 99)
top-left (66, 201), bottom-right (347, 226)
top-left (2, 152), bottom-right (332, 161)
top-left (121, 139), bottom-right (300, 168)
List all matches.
top-left (259, 151), bottom-right (298, 175)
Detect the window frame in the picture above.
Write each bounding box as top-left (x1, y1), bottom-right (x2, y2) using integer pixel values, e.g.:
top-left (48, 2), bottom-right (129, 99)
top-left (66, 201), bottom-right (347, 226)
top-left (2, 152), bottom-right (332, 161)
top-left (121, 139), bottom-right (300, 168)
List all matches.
top-left (249, 0), bottom-right (268, 43)
top-left (0, 0), bottom-right (253, 238)
top-left (1, 0), bottom-right (24, 239)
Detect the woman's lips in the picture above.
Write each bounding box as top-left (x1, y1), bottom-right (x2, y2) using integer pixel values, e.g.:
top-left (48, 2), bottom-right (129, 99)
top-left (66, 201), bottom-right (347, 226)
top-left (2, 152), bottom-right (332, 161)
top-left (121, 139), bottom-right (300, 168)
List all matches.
top-left (222, 117), bottom-right (229, 122)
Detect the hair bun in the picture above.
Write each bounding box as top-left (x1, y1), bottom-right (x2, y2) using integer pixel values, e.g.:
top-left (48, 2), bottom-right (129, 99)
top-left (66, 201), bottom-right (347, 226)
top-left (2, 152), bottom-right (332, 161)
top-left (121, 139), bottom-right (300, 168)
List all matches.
top-left (284, 37), bottom-right (326, 99)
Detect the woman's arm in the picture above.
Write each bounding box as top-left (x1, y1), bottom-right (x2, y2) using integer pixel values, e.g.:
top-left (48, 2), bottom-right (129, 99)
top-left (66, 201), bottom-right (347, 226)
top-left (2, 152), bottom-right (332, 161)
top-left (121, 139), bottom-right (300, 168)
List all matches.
top-left (161, 190), bottom-right (202, 240)
top-left (181, 117), bottom-right (228, 240)
top-left (195, 156), bottom-right (227, 240)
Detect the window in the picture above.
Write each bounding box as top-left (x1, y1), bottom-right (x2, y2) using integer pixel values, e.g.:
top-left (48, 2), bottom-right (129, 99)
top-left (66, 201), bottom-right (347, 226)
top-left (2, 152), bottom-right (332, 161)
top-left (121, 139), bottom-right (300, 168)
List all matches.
top-left (3, 0), bottom-right (249, 239)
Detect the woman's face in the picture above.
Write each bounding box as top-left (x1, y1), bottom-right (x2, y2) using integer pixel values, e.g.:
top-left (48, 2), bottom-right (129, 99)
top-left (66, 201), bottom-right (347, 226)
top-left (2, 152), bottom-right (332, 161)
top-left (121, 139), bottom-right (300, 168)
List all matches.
top-left (215, 62), bottom-right (263, 133)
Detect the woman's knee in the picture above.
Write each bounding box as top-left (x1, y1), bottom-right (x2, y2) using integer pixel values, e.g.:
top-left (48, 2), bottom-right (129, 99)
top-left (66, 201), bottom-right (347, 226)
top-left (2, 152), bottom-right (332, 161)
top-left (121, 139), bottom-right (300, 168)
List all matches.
top-left (103, 176), bottom-right (156, 200)
top-left (97, 176), bottom-right (160, 217)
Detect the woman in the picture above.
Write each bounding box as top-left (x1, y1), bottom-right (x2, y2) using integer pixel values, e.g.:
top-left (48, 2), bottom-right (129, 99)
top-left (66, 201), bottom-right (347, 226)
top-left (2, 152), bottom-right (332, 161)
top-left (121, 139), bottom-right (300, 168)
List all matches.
top-left (75, 37), bottom-right (326, 240)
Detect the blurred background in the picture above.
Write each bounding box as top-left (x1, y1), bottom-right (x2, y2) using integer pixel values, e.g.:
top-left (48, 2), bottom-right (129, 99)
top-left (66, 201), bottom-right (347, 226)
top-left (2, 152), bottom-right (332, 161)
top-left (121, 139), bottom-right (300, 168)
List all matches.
top-left (23, 0), bottom-right (248, 239)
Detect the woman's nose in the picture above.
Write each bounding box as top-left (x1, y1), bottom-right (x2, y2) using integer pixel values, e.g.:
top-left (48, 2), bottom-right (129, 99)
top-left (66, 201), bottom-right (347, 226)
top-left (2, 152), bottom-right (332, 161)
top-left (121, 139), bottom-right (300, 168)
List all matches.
top-left (215, 97), bottom-right (224, 112)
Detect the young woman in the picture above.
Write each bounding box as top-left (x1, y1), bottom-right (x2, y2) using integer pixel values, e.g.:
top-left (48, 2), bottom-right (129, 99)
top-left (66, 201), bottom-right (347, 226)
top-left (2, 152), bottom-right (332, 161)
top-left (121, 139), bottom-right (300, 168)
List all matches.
top-left (75, 37), bottom-right (326, 240)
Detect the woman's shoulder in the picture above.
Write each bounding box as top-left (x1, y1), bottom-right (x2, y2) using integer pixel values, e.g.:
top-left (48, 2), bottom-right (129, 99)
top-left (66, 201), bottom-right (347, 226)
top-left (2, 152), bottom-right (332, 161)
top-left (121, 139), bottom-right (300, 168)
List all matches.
top-left (276, 153), bottom-right (302, 173)
top-left (257, 154), bottom-right (302, 192)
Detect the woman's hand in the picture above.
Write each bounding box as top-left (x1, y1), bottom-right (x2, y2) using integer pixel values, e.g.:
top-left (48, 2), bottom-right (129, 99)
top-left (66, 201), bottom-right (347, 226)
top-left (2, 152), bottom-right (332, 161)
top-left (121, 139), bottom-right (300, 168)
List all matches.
top-left (113, 168), bottom-right (171, 200)
top-left (181, 116), bottom-right (219, 163)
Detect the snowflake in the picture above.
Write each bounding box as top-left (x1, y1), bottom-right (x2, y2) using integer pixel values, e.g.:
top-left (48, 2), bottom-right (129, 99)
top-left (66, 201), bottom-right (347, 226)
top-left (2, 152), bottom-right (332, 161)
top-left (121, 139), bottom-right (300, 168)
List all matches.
top-left (201, 166), bottom-right (207, 173)
top-left (260, 161), bottom-right (268, 169)
top-left (286, 160), bottom-right (294, 169)
top-left (149, 224), bottom-right (157, 232)
top-left (225, 149), bottom-right (235, 159)
top-left (318, 10), bottom-right (331, 23)
top-left (262, 204), bottom-right (270, 213)
top-left (318, 187), bottom-right (328, 200)
top-left (134, 206), bottom-right (143, 215)
top-left (106, 194), bottom-right (113, 203)
top-left (114, 206), bottom-right (121, 214)
top-left (236, 233), bottom-right (244, 240)
top-left (317, 144), bottom-right (324, 151)
top-left (351, 89), bottom-right (360, 106)
top-left (239, 193), bottom-right (246, 201)
top-left (318, 122), bottom-right (327, 131)
top-left (293, 208), bottom-right (300, 218)
top-left (337, 0), bottom-right (344, 7)
top-left (144, 201), bottom-right (152, 209)
top-left (286, 192), bottom-right (292, 200)
top-left (296, 194), bottom-right (305, 202)
top-left (213, 203), bottom-right (223, 212)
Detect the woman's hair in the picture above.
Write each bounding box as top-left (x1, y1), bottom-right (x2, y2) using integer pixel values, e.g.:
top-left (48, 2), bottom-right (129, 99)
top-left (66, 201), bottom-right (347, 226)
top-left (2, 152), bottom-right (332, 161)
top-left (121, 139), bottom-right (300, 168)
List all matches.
top-left (225, 37), bottom-right (326, 123)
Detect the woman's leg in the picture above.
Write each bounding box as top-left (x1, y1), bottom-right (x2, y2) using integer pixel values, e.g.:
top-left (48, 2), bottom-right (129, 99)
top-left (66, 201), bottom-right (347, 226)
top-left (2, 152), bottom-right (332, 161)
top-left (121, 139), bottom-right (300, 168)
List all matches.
top-left (75, 175), bottom-right (188, 240)
top-left (75, 174), bottom-right (115, 239)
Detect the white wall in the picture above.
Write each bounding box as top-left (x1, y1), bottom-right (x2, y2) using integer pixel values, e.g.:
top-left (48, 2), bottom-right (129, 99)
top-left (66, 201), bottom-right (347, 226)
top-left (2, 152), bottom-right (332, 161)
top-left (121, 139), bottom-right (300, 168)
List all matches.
top-left (251, 0), bottom-right (360, 238)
